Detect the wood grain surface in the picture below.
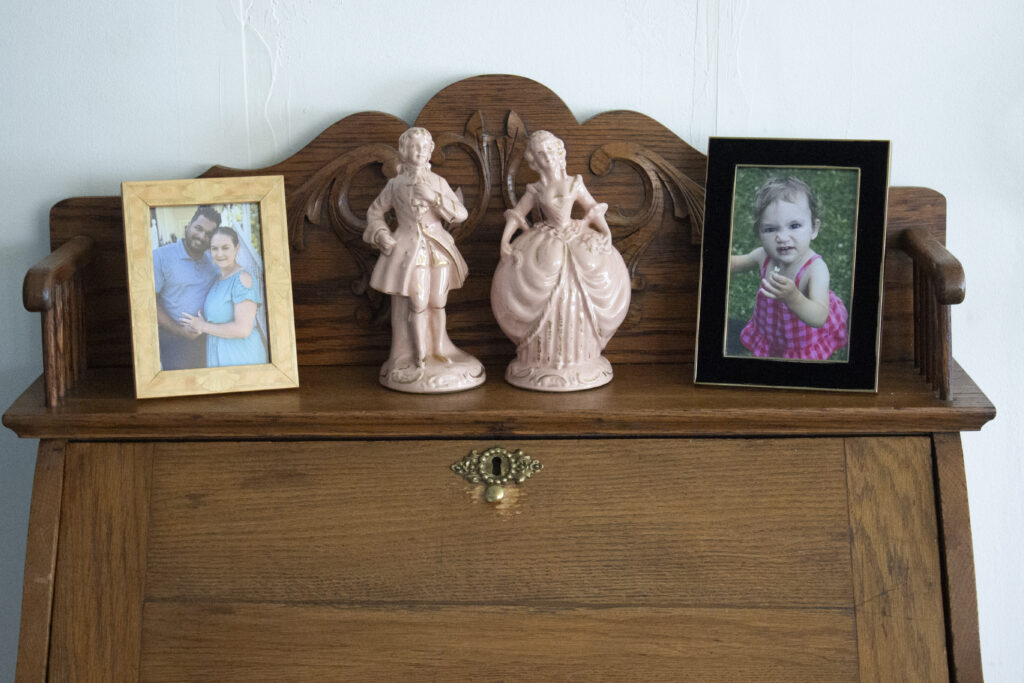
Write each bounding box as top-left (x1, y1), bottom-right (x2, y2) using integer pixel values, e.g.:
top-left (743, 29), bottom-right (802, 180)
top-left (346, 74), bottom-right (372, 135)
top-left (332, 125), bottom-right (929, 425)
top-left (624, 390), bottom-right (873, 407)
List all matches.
top-left (845, 437), bottom-right (949, 682)
top-left (47, 443), bottom-right (153, 682)
top-left (2, 361), bottom-right (994, 441)
top-left (933, 433), bottom-right (983, 683)
top-left (13, 441), bottom-right (65, 683)
top-left (139, 603), bottom-right (857, 682)
top-left (143, 438), bottom-right (852, 607)
top-left (29, 436), bottom-right (955, 680)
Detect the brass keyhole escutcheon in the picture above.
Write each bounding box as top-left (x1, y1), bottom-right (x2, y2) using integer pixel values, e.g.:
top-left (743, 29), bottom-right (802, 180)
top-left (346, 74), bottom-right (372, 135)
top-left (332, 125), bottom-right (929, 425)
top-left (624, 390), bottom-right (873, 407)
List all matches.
top-left (451, 447), bottom-right (542, 503)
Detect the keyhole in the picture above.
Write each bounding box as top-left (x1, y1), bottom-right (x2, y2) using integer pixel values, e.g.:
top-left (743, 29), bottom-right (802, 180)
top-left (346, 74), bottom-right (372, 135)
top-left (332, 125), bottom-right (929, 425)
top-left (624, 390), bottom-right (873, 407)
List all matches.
top-left (491, 456), bottom-right (503, 476)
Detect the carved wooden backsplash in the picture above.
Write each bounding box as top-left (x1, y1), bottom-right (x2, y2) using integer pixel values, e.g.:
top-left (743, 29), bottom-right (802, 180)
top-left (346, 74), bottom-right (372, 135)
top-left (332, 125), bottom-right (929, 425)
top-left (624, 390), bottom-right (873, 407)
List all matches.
top-left (49, 75), bottom-right (931, 369)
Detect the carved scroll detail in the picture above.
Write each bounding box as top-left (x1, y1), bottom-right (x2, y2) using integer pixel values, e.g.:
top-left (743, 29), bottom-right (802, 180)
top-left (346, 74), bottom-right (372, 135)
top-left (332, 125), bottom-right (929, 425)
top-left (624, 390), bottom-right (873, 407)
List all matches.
top-left (289, 144), bottom-right (397, 246)
top-left (589, 143), bottom-right (705, 324)
top-left (590, 142), bottom-right (707, 263)
top-left (499, 116), bottom-right (706, 290)
top-left (431, 110), bottom-right (490, 244)
top-left (287, 142), bottom-right (397, 324)
top-left (497, 111), bottom-right (529, 210)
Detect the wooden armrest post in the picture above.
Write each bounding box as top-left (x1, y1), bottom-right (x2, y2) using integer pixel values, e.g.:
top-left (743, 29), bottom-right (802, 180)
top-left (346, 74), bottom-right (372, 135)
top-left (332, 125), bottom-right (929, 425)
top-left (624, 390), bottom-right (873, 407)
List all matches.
top-left (901, 229), bottom-right (965, 400)
top-left (23, 236), bottom-right (95, 407)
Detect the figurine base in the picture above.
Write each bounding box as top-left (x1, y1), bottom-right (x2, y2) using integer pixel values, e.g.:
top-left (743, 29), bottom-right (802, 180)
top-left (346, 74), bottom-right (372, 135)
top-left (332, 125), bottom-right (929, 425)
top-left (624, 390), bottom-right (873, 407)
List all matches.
top-left (504, 356), bottom-right (614, 392)
top-left (380, 353), bottom-right (486, 394)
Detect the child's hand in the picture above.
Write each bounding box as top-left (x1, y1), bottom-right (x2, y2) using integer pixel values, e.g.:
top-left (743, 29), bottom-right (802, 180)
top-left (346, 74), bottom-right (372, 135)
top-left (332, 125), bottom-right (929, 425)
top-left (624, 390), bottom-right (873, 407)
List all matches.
top-left (759, 271), bottom-right (798, 303)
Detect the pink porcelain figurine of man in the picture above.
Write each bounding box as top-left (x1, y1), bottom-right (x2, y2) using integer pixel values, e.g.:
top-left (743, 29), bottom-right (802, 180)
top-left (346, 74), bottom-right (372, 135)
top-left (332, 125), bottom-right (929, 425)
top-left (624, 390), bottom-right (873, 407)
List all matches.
top-left (363, 127), bottom-right (485, 393)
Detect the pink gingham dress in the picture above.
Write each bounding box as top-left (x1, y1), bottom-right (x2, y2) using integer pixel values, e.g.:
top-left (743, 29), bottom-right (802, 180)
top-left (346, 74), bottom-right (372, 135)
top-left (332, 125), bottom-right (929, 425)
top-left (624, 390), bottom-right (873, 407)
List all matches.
top-left (740, 255), bottom-right (849, 360)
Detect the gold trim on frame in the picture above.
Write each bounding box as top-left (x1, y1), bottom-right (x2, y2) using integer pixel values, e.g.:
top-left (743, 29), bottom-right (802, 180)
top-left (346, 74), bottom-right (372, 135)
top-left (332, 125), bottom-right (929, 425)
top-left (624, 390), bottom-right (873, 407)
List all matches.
top-left (121, 176), bottom-right (299, 399)
top-left (693, 137), bottom-right (891, 393)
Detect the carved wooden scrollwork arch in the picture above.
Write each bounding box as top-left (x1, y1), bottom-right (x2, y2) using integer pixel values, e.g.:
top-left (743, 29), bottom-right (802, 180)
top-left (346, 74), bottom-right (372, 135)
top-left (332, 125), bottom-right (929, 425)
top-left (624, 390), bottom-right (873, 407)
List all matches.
top-left (495, 111), bottom-right (706, 306)
top-left (287, 107), bottom-right (705, 326)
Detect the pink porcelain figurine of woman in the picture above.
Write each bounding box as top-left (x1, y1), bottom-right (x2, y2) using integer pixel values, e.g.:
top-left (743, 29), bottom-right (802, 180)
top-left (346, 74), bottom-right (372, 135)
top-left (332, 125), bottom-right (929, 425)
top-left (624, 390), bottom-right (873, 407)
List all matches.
top-left (491, 130), bottom-right (631, 391)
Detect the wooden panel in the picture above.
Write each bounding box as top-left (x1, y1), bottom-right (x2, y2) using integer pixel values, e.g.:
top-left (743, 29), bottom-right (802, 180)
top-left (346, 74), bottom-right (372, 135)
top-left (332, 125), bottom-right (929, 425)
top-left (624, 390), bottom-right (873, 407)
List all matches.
top-left (140, 603), bottom-right (858, 682)
top-left (845, 437), bottom-right (949, 682)
top-left (14, 440), bottom-right (65, 683)
top-left (48, 443), bottom-right (153, 682)
top-left (2, 361), bottom-right (996, 440)
top-left (933, 433), bottom-right (983, 683)
top-left (145, 439), bottom-right (853, 607)
top-left (47, 198), bottom-right (129, 369)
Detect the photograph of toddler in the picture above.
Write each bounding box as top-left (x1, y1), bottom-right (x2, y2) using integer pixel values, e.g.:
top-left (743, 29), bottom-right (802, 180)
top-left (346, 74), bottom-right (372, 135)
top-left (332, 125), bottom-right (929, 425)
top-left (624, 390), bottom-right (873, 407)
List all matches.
top-left (726, 170), bottom-right (858, 361)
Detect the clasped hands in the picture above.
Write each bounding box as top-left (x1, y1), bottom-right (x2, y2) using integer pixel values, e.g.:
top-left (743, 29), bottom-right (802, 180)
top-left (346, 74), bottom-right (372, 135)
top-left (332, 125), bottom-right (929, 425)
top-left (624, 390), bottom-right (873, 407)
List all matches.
top-left (759, 271), bottom-right (799, 303)
top-left (178, 311), bottom-right (207, 337)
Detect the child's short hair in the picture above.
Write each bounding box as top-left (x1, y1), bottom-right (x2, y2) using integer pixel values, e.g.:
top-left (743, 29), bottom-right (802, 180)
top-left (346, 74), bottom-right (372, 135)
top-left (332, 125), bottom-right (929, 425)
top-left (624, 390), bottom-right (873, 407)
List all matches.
top-left (753, 176), bottom-right (820, 236)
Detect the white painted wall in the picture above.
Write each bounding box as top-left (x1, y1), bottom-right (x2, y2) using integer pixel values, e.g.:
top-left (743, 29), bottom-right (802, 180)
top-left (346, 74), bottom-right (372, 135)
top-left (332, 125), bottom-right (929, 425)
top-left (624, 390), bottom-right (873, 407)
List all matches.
top-left (1, 1), bottom-right (1020, 679)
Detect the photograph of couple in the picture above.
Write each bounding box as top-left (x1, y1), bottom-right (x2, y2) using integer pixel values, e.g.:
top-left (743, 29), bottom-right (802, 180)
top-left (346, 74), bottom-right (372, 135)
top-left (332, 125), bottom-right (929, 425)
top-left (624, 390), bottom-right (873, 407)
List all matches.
top-left (151, 203), bottom-right (269, 371)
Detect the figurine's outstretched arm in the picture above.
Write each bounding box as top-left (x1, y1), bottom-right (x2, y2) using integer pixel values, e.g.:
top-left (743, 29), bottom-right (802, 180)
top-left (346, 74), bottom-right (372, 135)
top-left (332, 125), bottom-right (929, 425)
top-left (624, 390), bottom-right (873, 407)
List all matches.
top-left (576, 180), bottom-right (612, 239)
top-left (501, 190), bottom-right (536, 257)
top-left (436, 177), bottom-right (469, 224)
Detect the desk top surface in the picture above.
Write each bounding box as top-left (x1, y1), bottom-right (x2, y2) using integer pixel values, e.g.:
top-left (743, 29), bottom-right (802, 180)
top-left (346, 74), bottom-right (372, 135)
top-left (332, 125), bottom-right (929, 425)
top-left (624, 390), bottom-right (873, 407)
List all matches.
top-left (4, 360), bottom-right (994, 441)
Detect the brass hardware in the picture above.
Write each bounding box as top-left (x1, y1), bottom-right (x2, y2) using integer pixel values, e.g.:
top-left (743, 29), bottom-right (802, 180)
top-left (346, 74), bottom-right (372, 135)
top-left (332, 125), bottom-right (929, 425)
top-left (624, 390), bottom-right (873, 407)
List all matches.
top-left (451, 447), bottom-right (543, 503)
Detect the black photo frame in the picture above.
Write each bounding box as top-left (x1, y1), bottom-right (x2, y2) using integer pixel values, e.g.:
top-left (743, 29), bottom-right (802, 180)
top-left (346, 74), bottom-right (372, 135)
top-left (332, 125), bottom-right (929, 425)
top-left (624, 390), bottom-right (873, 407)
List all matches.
top-left (695, 138), bottom-right (890, 391)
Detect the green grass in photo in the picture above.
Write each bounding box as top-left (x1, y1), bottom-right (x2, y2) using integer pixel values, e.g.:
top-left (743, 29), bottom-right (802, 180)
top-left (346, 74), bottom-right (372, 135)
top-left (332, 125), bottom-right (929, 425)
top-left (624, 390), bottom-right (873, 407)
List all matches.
top-left (725, 166), bottom-right (858, 361)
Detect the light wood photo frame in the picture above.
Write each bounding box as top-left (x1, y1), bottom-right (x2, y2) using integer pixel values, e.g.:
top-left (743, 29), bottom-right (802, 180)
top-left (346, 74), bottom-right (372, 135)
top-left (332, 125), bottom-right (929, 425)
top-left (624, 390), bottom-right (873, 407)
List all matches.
top-left (121, 175), bottom-right (299, 398)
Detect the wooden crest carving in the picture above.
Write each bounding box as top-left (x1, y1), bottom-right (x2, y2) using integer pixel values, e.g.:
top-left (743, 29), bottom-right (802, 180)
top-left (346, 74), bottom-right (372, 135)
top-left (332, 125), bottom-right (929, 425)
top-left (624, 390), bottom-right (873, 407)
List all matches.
top-left (287, 105), bottom-right (705, 327)
top-left (38, 75), bottom-right (936, 369)
top-left (497, 111), bottom-right (530, 209)
top-left (589, 141), bottom-right (706, 279)
top-left (430, 110), bottom-right (491, 244)
top-left (494, 112), bottom-right (705, 300)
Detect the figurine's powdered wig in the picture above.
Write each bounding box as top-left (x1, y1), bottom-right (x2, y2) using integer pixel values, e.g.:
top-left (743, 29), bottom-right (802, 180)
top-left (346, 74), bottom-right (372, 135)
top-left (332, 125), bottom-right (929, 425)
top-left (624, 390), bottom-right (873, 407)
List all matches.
top-left (397, 127), bottom-right (435, 174)
top-left (753, 176), bottom-right (820, 236)
top-left (524, 130), bottom-right (566, 169)
top-left (398, 126), bottom-right (434, 151)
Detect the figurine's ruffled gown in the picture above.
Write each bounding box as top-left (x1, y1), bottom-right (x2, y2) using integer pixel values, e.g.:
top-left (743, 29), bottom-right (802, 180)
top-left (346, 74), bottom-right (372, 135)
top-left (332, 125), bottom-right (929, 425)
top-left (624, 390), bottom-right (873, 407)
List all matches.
top-left (491, 177), bottom-right (631, 390)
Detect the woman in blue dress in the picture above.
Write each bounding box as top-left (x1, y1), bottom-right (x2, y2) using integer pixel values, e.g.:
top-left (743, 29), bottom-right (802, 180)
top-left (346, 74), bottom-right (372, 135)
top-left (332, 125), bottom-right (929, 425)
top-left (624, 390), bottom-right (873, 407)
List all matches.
top-left (179, 227), bottom-right (267, 367)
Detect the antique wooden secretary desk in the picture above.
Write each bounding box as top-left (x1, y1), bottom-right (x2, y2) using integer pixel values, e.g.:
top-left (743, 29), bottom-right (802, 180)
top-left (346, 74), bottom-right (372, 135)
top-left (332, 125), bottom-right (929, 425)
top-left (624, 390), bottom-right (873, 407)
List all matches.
top-left (4, 76), bottom-right (995, 681)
